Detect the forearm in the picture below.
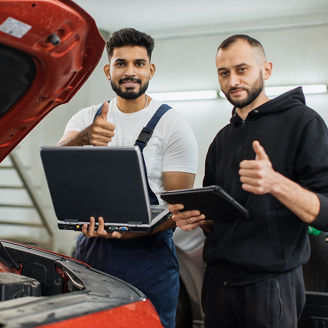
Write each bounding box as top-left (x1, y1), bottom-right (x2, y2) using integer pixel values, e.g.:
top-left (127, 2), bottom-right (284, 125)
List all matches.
top-left (151, 217), bottom-right (176, 234)
top-left (115, 218), bottom-right (175, 240)
top-left (270, 171), bottom-right (320, 224)
top-left (57, 129), bottom-right (90, 147)
top-left (199, 220), bottom-right (214, 235)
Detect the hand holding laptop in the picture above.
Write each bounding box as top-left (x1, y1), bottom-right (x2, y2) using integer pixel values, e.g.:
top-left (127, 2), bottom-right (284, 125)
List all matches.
top-left (81, 215), bottom-right (173, 239)
top-left (82, 216), bottom-right (135, 239)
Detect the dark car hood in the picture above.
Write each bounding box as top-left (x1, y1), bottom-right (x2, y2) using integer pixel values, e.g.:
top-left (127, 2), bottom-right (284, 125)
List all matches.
top-left (0, 0), bottom-right (105, 162)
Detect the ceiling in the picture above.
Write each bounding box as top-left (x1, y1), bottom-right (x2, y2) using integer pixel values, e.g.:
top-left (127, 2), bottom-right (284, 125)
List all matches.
top-left (76, 0), bottom-right (328, 39)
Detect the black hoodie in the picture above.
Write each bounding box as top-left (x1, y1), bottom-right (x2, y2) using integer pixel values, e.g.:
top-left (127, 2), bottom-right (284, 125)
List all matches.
top-left (203, 87), bottom-right (328, 274)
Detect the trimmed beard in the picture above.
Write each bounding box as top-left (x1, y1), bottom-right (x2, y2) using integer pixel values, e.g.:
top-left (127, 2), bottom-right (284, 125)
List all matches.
top-left (111, 79), bottom-right (149, 100)
top-left (225, 73), bottom-right (264, 108)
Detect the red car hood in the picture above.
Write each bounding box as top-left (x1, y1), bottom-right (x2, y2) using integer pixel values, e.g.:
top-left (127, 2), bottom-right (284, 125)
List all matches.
top-left (0, 0), bottom-right (105, 162)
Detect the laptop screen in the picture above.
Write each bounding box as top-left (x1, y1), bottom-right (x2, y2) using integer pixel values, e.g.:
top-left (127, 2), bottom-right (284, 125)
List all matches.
top-left (40, 146), bottom-right (153, 225)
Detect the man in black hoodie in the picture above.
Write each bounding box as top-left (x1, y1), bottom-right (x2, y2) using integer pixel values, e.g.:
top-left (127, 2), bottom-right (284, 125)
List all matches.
top-left (170, 34), bottom-right (328, 328)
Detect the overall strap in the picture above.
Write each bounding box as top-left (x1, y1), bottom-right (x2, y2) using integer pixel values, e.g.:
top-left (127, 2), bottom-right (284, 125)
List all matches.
top-left (135, 104), bottom-right (172, 205)
top-left (135, 104), bottom-right (171, 152)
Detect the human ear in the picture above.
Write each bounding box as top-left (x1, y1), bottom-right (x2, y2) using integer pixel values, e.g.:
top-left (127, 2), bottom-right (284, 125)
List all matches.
top-left (149, 63), bottom-right (156, 79)
top-left (103, 64), bottom-right (111, 80)
top-left (263, 62), bottom-right (273, 81)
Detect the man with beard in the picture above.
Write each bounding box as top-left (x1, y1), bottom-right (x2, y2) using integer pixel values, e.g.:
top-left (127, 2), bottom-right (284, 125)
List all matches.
top-left (57, 28), bottom-right (198, 328)
top-left (170, 34), bottom-right (328, 327)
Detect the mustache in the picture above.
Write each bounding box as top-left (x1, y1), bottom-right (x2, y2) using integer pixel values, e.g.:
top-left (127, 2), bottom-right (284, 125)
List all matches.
top-left (119, 77), bottom-right (141, 84)
top-left (228, 87), bottom-right (247, 94)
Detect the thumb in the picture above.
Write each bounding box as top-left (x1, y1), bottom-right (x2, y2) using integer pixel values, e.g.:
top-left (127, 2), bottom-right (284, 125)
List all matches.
top-left (253, 140), bottom-right (269, 161)
top-left (99, 101), bottom-right (109, 120)
top-left (94, 102), bottom-right (109, 121)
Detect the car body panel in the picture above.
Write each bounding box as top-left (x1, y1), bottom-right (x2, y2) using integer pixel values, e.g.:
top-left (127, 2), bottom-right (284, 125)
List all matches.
top-left (0, 240), bottom-right (162, 327)
top-left (0, 0), bottom-right (104, 162)
top-left (36, 300), bottom-right (161, 328)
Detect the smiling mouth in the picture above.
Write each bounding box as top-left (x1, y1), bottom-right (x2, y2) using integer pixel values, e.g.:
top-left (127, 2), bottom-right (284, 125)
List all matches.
top-left (120, 78), bottom-right (140, 84)
top-left (123, 82), bottom-right (138, 88)
top-left (119, 79), bottom-right (141, 89)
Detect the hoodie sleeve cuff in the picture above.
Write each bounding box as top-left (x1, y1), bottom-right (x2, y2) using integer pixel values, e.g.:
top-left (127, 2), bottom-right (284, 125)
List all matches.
top-left (311, 193), bottom-right (328, 231)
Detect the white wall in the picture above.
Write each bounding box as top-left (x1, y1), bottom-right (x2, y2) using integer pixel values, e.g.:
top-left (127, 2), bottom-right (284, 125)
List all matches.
top-left (9, 24), bottom-right (328, 255)
top-left (151, 24), bottom-right (328, 91)
top-left (170, 93), bottom-right (328, 189)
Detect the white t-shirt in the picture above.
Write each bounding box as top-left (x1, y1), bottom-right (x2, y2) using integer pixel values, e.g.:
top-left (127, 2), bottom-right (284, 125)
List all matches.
top-left (64, 98), bottom-right (198, 203)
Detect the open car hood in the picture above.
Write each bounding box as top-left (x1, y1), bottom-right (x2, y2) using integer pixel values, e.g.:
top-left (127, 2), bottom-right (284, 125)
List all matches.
top-left (0, 0), bottom-right (105, 162)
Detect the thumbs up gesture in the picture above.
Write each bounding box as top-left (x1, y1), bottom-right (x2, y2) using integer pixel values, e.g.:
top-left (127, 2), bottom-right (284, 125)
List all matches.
top-left (87, 102), bottom-right (115, 146)
top-left (239, 140), bottom-right (278, 195)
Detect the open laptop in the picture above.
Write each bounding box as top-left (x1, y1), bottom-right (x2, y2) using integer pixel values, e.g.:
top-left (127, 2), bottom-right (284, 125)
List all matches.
top-left (40, 146), bottom-right (171, 233)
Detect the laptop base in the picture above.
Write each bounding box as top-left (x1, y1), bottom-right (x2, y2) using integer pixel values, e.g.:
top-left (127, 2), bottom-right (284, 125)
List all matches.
top-left (58, 212), bottom-right (171, 233)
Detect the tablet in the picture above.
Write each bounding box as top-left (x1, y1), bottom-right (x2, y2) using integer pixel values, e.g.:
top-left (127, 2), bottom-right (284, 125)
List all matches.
top-left (160, 185), bottom-right (250, 220)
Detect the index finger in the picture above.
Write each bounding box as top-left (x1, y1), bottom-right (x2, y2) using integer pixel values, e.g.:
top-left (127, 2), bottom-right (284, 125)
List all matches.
top-left (89, 216), bottom-right (96, 231)
top-left (171, 209), bottom-right (202, 222)
top-left (239, 159), bottom-right (258, 169)
top-left (168, 204), bottom-right (184, 213)
top-left (95, 217), bottom-right (107, 236)
top-left (96, 120), bottom-right (115, 131)
top-left (83, 216), bottom-right (96, 238)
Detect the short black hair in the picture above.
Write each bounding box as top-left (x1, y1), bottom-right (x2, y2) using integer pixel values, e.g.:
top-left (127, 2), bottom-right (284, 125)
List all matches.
top-left (218, 34), bottom-right (266, 55)
top-left (106, 28), bottom-right (154, 60)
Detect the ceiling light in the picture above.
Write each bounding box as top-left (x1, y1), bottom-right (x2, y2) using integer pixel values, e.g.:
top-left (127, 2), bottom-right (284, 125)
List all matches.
top-left (148, 90), bottom-right (218, 101)
top-left (150, 85), bottom-right (327, 101)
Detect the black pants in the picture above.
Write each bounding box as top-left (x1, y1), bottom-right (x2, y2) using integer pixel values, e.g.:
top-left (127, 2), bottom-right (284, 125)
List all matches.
top-left (201, 265), bottom-right (306, 328)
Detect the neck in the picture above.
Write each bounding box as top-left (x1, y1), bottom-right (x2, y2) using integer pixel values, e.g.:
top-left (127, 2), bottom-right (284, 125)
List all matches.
top-left (236, 91), bottom-right (269, 120)
top-left (116, 94), bottom-right (148, 113)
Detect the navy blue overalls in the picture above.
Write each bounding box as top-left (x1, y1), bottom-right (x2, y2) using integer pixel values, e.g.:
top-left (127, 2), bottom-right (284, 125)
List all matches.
top-left (75, 103), bottom-right (179, 328)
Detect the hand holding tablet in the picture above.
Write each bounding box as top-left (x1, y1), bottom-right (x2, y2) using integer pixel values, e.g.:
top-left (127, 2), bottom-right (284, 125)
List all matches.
top-left (161, 185), bottom-right (250, 221)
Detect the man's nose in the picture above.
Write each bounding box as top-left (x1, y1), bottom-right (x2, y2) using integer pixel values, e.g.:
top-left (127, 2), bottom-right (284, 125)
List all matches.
top-left (228, 73), bottom-right (240, 87)
top-left (124, 63), bottom-right (136, 76)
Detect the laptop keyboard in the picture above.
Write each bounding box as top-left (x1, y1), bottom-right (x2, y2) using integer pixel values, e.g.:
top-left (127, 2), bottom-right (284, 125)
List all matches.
top-left (151, 207), bottom-right (165, 219)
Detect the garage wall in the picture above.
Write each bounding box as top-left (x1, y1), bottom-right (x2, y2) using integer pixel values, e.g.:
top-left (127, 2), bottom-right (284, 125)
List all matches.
top-left (9, 24), bottom-right (328, 255)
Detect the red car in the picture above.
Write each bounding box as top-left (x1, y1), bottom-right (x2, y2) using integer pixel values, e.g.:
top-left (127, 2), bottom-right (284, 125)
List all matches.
top-left (0, 0), bottom-right (162, 327)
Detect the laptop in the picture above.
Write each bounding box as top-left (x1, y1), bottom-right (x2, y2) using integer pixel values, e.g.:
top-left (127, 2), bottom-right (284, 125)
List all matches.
top-left (160, 185), bottom-right (250, 221)
top-left (40, 146), bottom-right (171, 233)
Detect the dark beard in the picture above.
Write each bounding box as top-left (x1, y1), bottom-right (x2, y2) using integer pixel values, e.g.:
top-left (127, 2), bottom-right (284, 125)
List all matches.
top-left (225, 74), bottom-right (264, 108)
top-left (111, 78), bottom-right (149, 100)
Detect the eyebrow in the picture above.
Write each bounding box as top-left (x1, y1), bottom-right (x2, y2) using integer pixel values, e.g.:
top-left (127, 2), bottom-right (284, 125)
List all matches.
top-left (235, 63), bottom-right (249, 68)
top-left (218, 63), bottom-right (249, 71)
top-left (113, 58), bottom-right (147, 63)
